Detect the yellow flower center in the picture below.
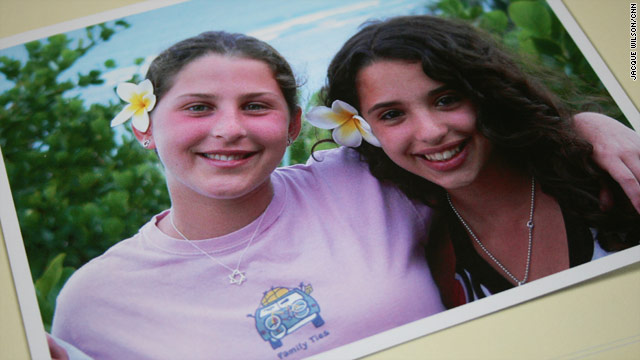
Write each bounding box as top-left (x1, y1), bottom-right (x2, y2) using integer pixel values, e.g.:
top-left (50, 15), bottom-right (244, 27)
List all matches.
top-left (131, 93), bottom-right (150, 115)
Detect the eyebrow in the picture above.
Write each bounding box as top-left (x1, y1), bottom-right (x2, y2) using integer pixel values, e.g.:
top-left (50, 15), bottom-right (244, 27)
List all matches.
top-left (176, 92), bottom-right (276, 101)
top-left (365, 84), bottom-right (452, 115)
top-left (177, 93), bottom-right (217, 100)
top-left (366, 101), bottom-right (400, 116)
top-left (239, 92), bottom-right (278, 101)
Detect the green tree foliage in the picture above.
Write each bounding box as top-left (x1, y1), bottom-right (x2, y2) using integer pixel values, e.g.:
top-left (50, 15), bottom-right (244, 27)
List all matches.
top-left (0, 22), bottom-right (170, 286)
top-left (429, 0), bottom-right (627, 125)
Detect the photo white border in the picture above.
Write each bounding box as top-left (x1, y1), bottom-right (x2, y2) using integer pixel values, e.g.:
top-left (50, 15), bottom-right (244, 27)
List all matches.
top-left (0, 1), bottom-right (638, 359)
top-left (0, 147), bottom-right (48, 359)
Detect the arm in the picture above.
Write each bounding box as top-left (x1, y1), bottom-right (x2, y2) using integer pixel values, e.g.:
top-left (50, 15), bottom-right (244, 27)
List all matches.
top-left (47, 333), bottom-right (93, 360)
top-left (574, 112), bottom-right (640, 213)
top-left (48, 334), bottom-right (69, 360)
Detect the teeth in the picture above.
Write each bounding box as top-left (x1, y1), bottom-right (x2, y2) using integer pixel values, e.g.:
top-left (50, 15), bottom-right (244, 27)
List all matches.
top-left (423, 144), bottom-right (462, 162)
top-left (202, 153), bottom-right (245, 161)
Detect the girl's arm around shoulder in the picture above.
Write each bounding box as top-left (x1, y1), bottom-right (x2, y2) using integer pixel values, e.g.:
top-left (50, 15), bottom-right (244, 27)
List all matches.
top-left (574, 112), bottom-right (640, 212)
top-left (303, 146), bottom-right (433, 232)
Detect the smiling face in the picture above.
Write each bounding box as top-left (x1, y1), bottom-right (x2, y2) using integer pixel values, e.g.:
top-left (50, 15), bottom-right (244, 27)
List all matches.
top-left (356, 60), bottom-right (492, 191)
top-left (140, 54), bottom-right (300, 204)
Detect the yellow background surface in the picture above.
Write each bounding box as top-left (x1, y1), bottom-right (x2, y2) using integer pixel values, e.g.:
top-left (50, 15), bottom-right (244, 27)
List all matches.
top-left (1, 0), bottom-right (638, 359)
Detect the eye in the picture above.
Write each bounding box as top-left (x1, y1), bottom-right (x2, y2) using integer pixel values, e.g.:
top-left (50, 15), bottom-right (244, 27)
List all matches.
top-left (434, 93), bottom-right (463, 108)
top-left (244, 102), bottom-right (268, 112)
top-left (380, 109), bottom-right (404, 121)
top-left (186, 104), bottom-right (211, 113)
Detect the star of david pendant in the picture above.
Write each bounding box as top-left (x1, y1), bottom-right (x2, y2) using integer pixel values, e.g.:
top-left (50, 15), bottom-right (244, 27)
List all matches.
top-left (228, 269), bottom-right (246, 285)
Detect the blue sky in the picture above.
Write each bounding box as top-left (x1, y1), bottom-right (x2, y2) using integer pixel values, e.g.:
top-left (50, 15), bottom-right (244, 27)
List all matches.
top-left (0, 0), bottom-right (431, 107)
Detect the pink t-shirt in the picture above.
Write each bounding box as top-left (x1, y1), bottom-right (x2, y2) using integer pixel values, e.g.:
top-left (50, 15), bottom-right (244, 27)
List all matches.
top-left (52, 147), bottom-right (444, 359)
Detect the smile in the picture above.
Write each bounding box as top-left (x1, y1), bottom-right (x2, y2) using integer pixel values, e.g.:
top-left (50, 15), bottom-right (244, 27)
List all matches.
top-left (200, 152), bottom-right (255, 162)
top-left (421, 143), bottom-right (464, 162)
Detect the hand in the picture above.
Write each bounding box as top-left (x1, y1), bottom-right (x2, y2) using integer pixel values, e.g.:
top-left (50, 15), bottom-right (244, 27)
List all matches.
top-left (47, 333), bottom-right (69, 360)
top-left (573, 112), bottom-right (640, 213)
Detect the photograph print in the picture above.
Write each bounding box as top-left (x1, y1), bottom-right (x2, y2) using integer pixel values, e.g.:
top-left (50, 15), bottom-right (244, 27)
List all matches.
top-left (0, 0), bottom-right (638, 359)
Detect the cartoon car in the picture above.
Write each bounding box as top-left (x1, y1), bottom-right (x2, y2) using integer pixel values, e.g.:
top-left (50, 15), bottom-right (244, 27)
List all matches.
top-left (252, 284), bottom-right (324, 349)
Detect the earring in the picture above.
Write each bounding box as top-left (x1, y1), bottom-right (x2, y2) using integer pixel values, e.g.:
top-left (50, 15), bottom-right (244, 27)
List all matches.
top-left (143, 139), bottom-right (151, 148)
top-left (286, 137), bottom-right (293, 146)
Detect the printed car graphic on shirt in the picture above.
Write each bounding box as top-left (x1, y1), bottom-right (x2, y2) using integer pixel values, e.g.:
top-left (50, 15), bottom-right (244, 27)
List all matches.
top-left (249, 283), bottom-right (324, 349)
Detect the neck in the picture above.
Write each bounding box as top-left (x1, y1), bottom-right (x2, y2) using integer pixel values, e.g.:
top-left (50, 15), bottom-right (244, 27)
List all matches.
top-left (447, 160), bottom-right (532, 227)
top-left (162, 180), bottom-right (274, 240)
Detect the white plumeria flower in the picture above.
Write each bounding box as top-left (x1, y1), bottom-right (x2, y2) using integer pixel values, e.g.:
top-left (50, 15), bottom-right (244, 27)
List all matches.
top-left (306, 100), bottom-right (381, 147)
top-left (110, 79), bottom-right (156, 132)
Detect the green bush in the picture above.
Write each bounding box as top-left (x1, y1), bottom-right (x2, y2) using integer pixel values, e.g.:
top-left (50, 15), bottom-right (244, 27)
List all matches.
top-left (0, 22), bottom-right (170, 289)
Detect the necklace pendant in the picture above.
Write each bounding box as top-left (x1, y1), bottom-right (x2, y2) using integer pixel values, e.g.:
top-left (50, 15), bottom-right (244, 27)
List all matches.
top-left (228, 269), bottom-right (246, 285)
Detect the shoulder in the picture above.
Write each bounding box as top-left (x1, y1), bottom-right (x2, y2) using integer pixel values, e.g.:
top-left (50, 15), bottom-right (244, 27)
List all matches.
top-left (305, 146), bottom-right (365, 165)
top-left (275, 147), bottom-right (374, 188)
top-left (305, 146), bottom-right (370, 174)
top-left (56, 234), bottom-right (139, 300)
top-left (51, 218), bottom-right (159, 340)
top-left (274, 147), bottom-right (432, 227)
top-left (53, 215), bottom-right (159, 311)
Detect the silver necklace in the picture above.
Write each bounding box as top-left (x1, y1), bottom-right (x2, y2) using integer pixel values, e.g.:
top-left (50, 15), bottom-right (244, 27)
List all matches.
top-left (447, 177), bottom-right (535, 286)
top-left (169, 211), bottom-right (266, 286)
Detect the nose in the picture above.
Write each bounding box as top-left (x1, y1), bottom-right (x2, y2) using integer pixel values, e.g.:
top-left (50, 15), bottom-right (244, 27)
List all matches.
top-left (210, 108), bottom-right (248, 142)
top-left (412, 110), bottom-right (447, 144)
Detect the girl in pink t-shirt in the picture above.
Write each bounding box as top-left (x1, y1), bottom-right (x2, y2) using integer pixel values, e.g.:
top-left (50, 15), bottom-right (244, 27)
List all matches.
top-left (50, 31), bottom-right (444, 360)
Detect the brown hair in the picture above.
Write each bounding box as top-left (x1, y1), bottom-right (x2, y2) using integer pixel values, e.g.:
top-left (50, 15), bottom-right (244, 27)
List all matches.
top-left (322, 15), bottom-right (638, 239)
top-left (146, 31), bottom-right (299, 117)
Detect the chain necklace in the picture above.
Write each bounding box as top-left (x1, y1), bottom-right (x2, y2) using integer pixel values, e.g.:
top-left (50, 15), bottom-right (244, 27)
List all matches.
top-left (169, 210), bottom-right (266, 286)
top-left (447, 177), bottom-right (536, 286)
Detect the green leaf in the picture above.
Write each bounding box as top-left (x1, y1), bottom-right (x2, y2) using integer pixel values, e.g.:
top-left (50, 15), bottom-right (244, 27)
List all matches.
top-left (24, 40), bottom-right (42, 55)
top-left (467, 5), bottom-right (484, 20)
top-left (479, 10), bottom-right (509, 34)
top-left (513, 28), bottom-right (539, 55)
top-left (530, 37), bottom-right (563, 58)
top-left (99, 24), bottom-right (115, 41)
top-left (509, 1), bottom-right (552, 37)
top-left (102, 217), bottom-right (125, 238)
top-left (104, 59), bottom-right (117, 68)
top-left (115, 20), bottom-right (131, 28)
top-left (78, 172), bottom-right (100, 189)
top-left (34, 253), bottom-right (66, 303)
top-left (437, 0), bottom-right (466, 18)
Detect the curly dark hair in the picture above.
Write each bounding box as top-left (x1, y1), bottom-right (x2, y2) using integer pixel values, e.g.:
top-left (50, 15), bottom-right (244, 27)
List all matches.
top-left (321, 15), bottom-right (637, 241)
top-left (146, 31), bottom-right (299, 117)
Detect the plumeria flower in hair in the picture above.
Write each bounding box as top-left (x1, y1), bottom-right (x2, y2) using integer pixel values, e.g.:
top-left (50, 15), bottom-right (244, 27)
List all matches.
top-left (110, 79), bottom-right (156, 132)
top-left (306, 100), bottom-right (381, 147)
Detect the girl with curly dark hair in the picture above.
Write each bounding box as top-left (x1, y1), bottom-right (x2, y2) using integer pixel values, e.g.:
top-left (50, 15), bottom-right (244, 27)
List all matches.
top-left (316, 15), bottom-right (640, 307)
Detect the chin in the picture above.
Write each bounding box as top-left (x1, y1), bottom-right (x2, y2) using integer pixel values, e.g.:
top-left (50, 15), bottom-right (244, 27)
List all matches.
top-left (429, 175), bottom-right (476, 192)
top-left (211, 178), bottom-right (271, 200)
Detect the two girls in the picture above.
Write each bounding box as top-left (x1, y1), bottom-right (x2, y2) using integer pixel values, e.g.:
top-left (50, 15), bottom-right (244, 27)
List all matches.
top-left (50, 17), bottom-right (640, 359)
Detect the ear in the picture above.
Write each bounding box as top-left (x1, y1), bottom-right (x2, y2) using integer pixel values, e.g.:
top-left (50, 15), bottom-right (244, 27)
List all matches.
top-left (288, 106), bottom-right (302, 142)
top-left (132, 123), bottom-right (155, 149)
